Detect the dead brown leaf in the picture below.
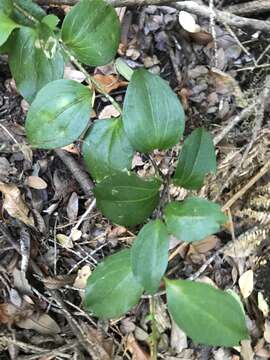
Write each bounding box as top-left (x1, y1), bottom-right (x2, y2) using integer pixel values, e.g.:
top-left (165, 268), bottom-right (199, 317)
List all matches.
top-left (27, 176), bottom-right (47, 190)
top-left (93, 74), bottom-right (127, 94)
top-left (239, 270), bottom-right (254, 299)
top-left (126, 334), bottom-right (150, 360)
top-left (43, 274), bottom-right (77, 290)
top-left (0, 182), bottom-right (34, 226)
top-left (99, 105), bottom-right (121, 119)
top-left (17, 313), bottom-right (61, 334)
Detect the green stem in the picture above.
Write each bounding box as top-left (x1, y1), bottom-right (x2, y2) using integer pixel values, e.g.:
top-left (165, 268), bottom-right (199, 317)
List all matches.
top-left (13, 2), bottom-right (39, 25)
top-left (60, 41), bottom-right (122, 114)
top-left (149, 296), bottom-right (158, 360)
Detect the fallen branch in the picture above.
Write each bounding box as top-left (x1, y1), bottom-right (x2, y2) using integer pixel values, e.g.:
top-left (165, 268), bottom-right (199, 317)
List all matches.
top-left (35, 0), bottom-right (270, 32)
top-left (225, 0), bottom-right (270, 16)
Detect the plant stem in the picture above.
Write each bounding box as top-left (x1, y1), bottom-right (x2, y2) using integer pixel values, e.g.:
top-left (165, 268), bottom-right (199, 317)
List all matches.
top-left (149, 296), bottom-right (158, 360)
top-left (59, 41), bottom-right (122, 114)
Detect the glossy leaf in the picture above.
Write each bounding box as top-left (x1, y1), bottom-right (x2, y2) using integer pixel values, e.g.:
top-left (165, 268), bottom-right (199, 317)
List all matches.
top-left (166, 279), bottom-right (249, 346)
top-left (131, 220), bottom-right (169, 294)
top-left (26, 79), bottom-right (92, 149)
top-left (164, 197), bottom-right (227, 242)
top-left (41, 14), bottom-right (59, 30)
top-left (173, 128), bottom-right (216, 190)
top-left (122, 69), bottom-right (185, 153)
top-left (83, 117), bottom-right (134, 181)
top-left (9, 25), bottom-right (64, 102)
top-left (85, 249), bottom-right (144, 319)
top-left (61, 0), bottom-right (120, 66)
top-left (12, 0), bottom-right (45, 26)
top-left (94, 172), bottom-right (161, 227)
top-left (0, 11), bottom-right (20, 46)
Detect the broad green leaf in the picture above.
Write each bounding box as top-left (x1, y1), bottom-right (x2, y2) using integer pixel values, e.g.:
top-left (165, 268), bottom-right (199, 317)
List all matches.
top-left (0, 0), bottom-right (13, 15)
top-left (61, 0), bottom-right (120, 66)
top-left (26, 79), bottom-right (92, 149)
top-left (173, 128), bottom-right (216, 190)
top-left (12, 0), bottom-right (45, 27)
top-left (164, 197), bottom-right (227, 242)
top-left (83, 117), bottom-right (134, 182)
top-left (0, 11), bottom-right (20, 46)
top-left (165, 279), bottom-right (249, 346)
top-left (122, 69), bottom-right (185, 153)
top-left (94, 172), bottom-right (161, 227)
top-left (9, 26), bottom-right (64, 102)
top-left (85, 249), bottom-right (144, 319)
top-left (131, 220), bottom-right (169, 294)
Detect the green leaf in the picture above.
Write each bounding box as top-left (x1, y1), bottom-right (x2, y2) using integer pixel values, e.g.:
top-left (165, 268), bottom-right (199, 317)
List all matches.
top-left (122, 69), bottom-right (185, 153)
top-left (26, 79), bottom-right (92, 149)
top-left (12, 0), bottom-right (45, 27)
top-left (85, 249), bottom-right (144, 319)
top-left (173, 128), bottom-right (216, 190)
top-left (0, 0), bottom-right (13, 15)
top-left (165, 279), bottom-right (249, 346)
top-left (164, 197), bottom-right (227, 242)
top-left (115, 58), bottom-right (134, 81)
top-left (94, 171), bottom-right (161, 227)
top-left (0, 11), bottom-right (20, 46)
top-left (131, 220), bottom-right (169, 294)
top-left (83, 117), bottom-right (134, 182)
top-left (41, 14), bottom-right (59, 30)
top-left (61, 0), bottom-right (120, 66)
top-left (8, 26), bottom-right (64, 103)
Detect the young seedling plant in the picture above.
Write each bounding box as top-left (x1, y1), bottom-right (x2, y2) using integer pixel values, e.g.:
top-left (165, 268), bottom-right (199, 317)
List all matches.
top-left (1, 0), bottom-right (249, 357)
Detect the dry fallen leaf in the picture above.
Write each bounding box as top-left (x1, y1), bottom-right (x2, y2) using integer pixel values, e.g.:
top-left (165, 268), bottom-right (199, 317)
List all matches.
top-left (99, 104), bottom-right (121, 119)
top-left (126, 334), bottom-right (150, 360)
top-left (240, 339), bottom-right (254, 360)
top-left (93, 74), bottom-right (127, 94)
top-left (17, 313), bottom-right (60, 335)
top-left (264, 320), bottom-right (270, 343)
top-left (170, 319), bottom-right (187, 353)
top-left (27, 176), bottom-right (47, 190)
top-left (258, 292), bottom-right (269, 317)
top-left (191, 235), bottom-right (219, 254)
top-left (64, 64), bottom-right (86, 83)
top-left (0, 182), bottom-right (34, 226)
top-left (74, 265), bottom-right (92, 290)
top-left (43, 274), bottom-right (77, 290)
top-left (178, 11), bottom-right (201, 33)
top-left (56, 233), bottom-right (73, 249)
top-left (67, 192), bottom-right (79, 221)
top-left (239, 270), bottom-right (254, 299)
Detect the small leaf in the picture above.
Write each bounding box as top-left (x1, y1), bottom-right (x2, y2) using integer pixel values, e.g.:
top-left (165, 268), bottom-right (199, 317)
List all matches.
top-left (61, 0), bottom-right (120, 66)
top-left (122, 68), bottom-right (185, 153)
top-left (85, 249), bottom-right (144, 319)
top-left (115, 57), bottom-right (134, 81)
top-left (165, 279), bottom-right (249, 346)
top-left (0, 11), bottom-right (20, 46)
top-left (0, 0), bottom-right (13, 15)
top-left (41, 14), bottom-right (59, 30)
top-left (164, 197), bottom-right (227, 242)
top-left (83, 118), bottom-right (134, 181)
top-left (239, 270), bottom-right (254, 299)
top-left (131, 220), bottom-right (169, 294)
top-left (173, 128), bottom-right (216, 190)
top-left (94, 171), bottom-right (161, 227)
top-left (8, 25), bottom-right (64, 102)
top-left (26, 79), bottom-right (92, 149)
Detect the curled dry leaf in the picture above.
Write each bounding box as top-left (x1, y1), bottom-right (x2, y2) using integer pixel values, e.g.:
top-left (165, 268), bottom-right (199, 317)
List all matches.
top-left (258, 292), bottom-right (269, 317)
top-left (67, 192), bottom-right (79, 221)
top-left (126, 334), bottom-right (150, 360)
top-left (27, 176), bottom-right (47, 190)
top-left (178, 11), bottom-right (201, 33)
top-left (191, 235), bottom-right (219, 254)
top-left (43, 274), bottom-right (77, 290)
top-left (74, 265), bottom-right (92, 299)
top-left (264, 320), bottom-right (270, 343)
top-left (170, 319), bottom-right (188, 353)
top-left (56, 233), bottom-right (73, 249)
top-left (0, 182), bottom-right (34, 226)
top-left (17, 313), bottom-right (60, 335)
top-left (239, 270), bottom-right (254, 299)
top-left (99, 104), bottom-right (121, 119)
top-left (93, 74), bottom-right (128, 94)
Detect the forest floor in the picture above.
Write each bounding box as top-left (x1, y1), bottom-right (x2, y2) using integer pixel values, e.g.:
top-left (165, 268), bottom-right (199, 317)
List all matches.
top-left (0, 0), bottom-right (270, 359)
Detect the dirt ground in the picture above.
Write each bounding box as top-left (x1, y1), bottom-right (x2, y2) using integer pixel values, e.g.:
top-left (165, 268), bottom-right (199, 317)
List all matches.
top-left (0, 0), bottom-right (270, 359)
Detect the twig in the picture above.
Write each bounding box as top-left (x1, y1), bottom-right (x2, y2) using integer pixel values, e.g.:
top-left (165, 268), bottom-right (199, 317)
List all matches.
top-left (68, 198), bottom-right (96, 239)
top-left (209, 0), bottom-right (218, 68)
top-left (225, 0), bottom-right (270, 16)
top-left (35, 0), bottom-right (270, 33)
top-left (54, 149), bottom-right (93, 196)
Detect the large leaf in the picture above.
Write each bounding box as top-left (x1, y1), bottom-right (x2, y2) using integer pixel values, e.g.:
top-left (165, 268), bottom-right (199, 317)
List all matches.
top-left (173, 128), bottom-right (216, 190)
top-left (122, 69), bottom-right (185, 153)
top-left (83, 118), bottom-right (134, 182)
top-left (164, 197), bottom-right (227, 242)
top-left (85, 249), bottom-right (144, 319)
top-left (94, 172), bottom-right (161, 227)
top-left (26, 79), bottom-right (92, 149)
top-left (131, 220), bottom-right (169, 294)
top-left (12, 0), bottom-right (45, 27)
top-left (166, 279), bottom-right (249, 346)
top-left (9, 25), bottom-right (64, 103)
top-left (0, 0), bottom-right (13, 15)
top-left (61, 0), bottom-right (120, 66)
top-left (0, 11), bottom-right (20, 46)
